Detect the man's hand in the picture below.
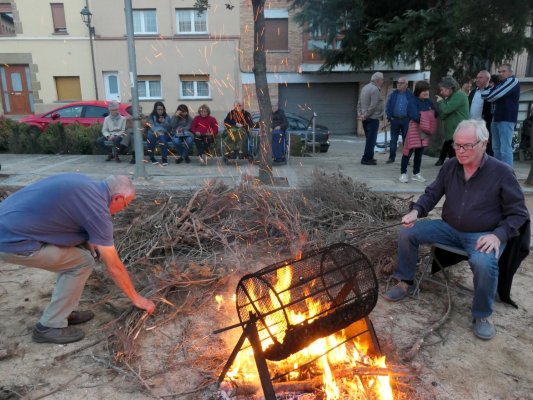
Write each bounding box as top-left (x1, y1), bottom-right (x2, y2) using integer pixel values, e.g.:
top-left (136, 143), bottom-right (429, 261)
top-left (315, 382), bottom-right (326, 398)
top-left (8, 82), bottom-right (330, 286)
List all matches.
top-left (83, 242), bottom-right (99, 258)
top-left (133, 296), bottom-right (156, 314)
top-left (401, 209), bottom-right (419, 228)
top-left (476, 234), bottom-right (501, 257)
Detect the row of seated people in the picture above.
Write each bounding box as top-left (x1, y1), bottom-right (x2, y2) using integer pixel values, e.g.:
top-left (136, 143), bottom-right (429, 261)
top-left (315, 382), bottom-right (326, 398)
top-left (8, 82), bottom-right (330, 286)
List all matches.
top-left (96, 100), bottom-right (288, 165)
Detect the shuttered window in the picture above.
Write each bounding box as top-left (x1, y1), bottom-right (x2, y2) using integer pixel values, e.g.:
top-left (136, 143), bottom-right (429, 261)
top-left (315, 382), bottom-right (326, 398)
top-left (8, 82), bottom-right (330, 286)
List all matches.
top-left (51, 3), bottom-right (67, 34)
top-left (265, 18), bottom-right (288, 51)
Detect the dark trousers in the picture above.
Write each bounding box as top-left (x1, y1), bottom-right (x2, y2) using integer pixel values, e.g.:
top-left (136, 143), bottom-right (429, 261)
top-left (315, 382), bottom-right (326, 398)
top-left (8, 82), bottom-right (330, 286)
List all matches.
top-left (401, 147), bottom-right (423, 174)
top-left (195, 135), bottom-right (214, 156)
top-left (96, 135), bottom-right (122, 157)
top-left (438, 139), bottom-right (456, 162)
top-left (362, 118), bottom-right (379, 162)
top-left (389, 118), bottom-right (409, 161)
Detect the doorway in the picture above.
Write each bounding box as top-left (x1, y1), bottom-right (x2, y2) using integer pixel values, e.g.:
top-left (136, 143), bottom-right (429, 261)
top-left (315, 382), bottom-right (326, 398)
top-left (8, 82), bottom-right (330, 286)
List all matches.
top-left (0, 65), bottom-right (33, 115)
top-left (103, 72), bottom-right (121, 102)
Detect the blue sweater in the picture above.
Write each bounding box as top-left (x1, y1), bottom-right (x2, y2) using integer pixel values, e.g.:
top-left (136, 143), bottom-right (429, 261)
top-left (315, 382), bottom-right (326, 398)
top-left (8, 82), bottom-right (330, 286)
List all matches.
top-left (481, 76), bottom-right (520, 123)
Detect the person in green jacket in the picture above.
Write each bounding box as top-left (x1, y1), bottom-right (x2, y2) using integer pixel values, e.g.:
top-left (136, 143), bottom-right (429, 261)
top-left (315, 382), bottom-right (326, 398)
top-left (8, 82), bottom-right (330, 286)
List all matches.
top-left (435, 77), bottom-right (470, 166)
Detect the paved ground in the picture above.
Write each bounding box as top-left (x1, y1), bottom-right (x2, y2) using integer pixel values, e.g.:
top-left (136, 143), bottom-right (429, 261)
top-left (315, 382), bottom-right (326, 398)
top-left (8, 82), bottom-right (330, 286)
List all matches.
top-left (1, 135), bottom-right (532, 193)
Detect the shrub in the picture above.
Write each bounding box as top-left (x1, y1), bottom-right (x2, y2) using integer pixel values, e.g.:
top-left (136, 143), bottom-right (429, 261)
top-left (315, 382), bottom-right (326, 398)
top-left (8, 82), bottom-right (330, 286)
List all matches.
top-left (9, 123), bottom-right (42, 154)
top-left (0, 116), bottom-right (19, 151)
top-left (289, 133), bottom-right (304, 156)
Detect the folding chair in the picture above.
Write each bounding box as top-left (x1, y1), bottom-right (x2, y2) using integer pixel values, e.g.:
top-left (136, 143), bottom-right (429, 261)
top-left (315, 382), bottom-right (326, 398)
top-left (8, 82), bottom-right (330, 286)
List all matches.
top-left (413, 243), bottom-right (470, 297)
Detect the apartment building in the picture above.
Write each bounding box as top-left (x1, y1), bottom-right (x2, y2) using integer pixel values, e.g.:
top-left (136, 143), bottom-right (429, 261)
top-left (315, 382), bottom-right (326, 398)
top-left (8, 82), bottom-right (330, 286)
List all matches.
top-left (0, 0), bottom-right (241, 122)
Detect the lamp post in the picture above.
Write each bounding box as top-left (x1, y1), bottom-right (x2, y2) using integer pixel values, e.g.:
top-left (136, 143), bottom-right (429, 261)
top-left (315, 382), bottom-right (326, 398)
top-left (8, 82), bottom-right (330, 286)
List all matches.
top-left (80, 5), bottom-right (99, 99)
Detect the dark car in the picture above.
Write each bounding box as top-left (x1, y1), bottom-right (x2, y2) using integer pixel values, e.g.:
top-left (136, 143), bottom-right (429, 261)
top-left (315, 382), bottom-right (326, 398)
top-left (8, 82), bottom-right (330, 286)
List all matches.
top-left (19, 100), bottom-right (132, 132)
top-left (251, 112), bottom-right (330, 153)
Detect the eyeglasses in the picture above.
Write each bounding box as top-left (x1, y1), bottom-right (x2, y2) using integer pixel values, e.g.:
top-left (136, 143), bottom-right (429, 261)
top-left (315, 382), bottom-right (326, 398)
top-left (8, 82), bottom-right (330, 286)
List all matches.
top-left (452, 140), bottom-right (481, 151)
top-left (156, 107), bottom-right (164, 111)
top-left (398, 81), bottom-right (407, 84)
top-left (497, 70), bottom-right (508, 73)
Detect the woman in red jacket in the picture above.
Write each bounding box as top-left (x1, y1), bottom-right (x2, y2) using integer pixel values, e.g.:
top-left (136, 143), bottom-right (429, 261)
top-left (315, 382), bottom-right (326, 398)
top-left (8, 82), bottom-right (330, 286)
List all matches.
top-left (191, 104), bottom-right (219, 165)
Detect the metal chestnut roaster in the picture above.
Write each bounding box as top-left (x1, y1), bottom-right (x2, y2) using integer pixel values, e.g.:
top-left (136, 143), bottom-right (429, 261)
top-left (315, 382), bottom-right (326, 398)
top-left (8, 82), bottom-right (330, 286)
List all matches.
top-left (214, 243), bottom-right (381, 399)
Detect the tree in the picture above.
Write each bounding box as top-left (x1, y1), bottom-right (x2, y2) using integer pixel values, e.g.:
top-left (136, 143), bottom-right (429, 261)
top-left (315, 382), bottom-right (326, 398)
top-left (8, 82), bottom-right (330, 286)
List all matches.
top-left (195, 0), bottom-right (274, 183)
top-left (290, 0), bottom-right (533, 91)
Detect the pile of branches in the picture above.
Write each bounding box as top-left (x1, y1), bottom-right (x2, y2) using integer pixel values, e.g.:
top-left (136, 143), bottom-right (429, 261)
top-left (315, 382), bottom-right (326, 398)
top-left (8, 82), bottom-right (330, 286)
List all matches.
top-left (105, 170), bottom-right (411, 363)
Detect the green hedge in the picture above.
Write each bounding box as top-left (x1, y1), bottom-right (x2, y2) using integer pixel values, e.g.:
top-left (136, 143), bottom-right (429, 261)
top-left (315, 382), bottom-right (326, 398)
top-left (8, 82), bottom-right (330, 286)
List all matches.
top-left (1, 120), bottom-right (102, 155)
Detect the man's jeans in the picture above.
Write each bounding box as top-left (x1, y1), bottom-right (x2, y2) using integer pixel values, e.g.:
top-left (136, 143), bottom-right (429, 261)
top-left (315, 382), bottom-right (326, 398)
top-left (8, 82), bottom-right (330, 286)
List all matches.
top-left (0, 245), bottom-right (94, 328)
top-left (393, 220), bottom-right (504, 318)
top-left (389, 118), bottom-right (409, 161)
top-left (362, 118), bottom-right (379, 162)
top-left (491, 121), bottom-right (515, 166)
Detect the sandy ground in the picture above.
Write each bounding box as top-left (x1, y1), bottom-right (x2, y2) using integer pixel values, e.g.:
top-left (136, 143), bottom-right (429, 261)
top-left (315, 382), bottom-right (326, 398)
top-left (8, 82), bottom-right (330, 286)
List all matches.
top-left (1, 197), bottom-right (532, 400)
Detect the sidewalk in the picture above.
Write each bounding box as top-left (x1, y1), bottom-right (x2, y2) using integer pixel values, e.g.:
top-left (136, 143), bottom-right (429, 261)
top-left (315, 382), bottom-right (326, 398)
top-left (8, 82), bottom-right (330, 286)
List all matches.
top-left (1, 136), bottom-right (532, 193)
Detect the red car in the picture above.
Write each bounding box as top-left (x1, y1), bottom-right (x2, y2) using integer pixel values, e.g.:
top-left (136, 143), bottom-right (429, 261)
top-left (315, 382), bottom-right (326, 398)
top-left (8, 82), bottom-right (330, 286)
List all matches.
top-left (19, 100), bottom-right (132, 132)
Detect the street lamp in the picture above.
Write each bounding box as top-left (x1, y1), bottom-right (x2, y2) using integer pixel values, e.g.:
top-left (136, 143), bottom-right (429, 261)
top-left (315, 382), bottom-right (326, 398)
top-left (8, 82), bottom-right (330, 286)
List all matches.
top-left (80, 5), bottom-right (99, 99)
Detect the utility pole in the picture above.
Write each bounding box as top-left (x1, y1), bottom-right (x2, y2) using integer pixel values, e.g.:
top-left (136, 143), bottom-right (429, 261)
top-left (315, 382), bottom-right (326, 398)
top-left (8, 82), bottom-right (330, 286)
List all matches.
top-left (124, 0), bottom-right (149, 179)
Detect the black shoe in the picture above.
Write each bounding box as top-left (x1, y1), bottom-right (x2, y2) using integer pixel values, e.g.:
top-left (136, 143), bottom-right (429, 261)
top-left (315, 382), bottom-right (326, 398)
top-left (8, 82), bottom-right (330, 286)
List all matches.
top-left (435, 159), bottom-right (444, 166)
top-left (105, 154), bottom-right (113, 162)
top-left (361, 159), bottom-right (377, 165)
top-left (386, 158), bottom-right (395, 164)
top-left (161, 159), bottom-right (168, 166)
top-left (150, 158), bottom-right (158, 165)
top-left (115, 156), bottom-right (121, 163)
top-left (175, 157), bottom-right (184, 164)
top-left (67, 310), bottom-right (95, 325)
top-left (185, 156), bottom-right (191, 164)
top-left (32, 324), bottom-right (85, 344)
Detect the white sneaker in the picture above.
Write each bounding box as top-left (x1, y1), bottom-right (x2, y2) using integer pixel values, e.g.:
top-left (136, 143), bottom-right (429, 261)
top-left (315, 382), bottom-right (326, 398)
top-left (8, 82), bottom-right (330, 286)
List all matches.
top-left (412, 173), bottom-right (426, 182)
top-left (399, 173), bottom-right (408, 183)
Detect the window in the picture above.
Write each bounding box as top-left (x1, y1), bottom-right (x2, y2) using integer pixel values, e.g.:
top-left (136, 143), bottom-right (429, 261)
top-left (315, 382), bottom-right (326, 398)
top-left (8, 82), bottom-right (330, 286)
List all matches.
top-left (51, 3), bottom-right (67, 33)
top-left (46, 105), bottom-right (82, 118)
top-left (265, 19), bottom-right (288, 51)
top-left (138, 76), bottom-right (161, 99)
top-left (0, 3), bottom-right (15, 35)
top-left (180, 75), bottom-right (210, 99)
top-left (175, 9), bottom-right (208, 34)
top-left (54, 76), bottom-right (81, 101)
top-left (133, 9), bottom-right (157, 34)
top-left (84, 106), bottom-right (109, 118)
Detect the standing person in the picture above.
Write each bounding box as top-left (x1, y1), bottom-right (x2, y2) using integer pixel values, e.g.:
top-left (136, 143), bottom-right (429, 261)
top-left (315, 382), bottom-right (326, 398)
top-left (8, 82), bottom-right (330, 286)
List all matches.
top-left (385, 77), bottom-right (413, 163)
top-left (469, 70), bottom-right (494, 155)
top-left (191, 104), bottom-right (219, 165)
top-left (399, 80), bottom-right (437, 183)
top-left (0, 174), bottom-right (156, 344)
top-left (272, 104), bottom-right (289, 163)
top-left (384, 120), bottom-right (529, 340)
top-left (434, 77), bottom-right (469, 166)
top-left (357, 72), bottom-right (385, 165)
top-left (223, 101), bottom-right (254, 159)
top-left (461, 79), bottom-right (472, 95)
top-left (96, 101), bottom-right (127, 162)
top-left (147, 101), bottom-right (172, 166)
top-left (170, 104), bottom-right (194, 164)
top-left (482, 63), bottom-right (520, 166)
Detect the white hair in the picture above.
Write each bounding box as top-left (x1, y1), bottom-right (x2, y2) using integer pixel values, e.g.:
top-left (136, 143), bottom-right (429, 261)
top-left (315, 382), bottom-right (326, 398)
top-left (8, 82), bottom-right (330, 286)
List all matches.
top-left (104, 175), bottom-right (135, 198)
top-left (454, 119), bottom-right (489, 142)
top-left (371, 72), bottom-right (384, 82)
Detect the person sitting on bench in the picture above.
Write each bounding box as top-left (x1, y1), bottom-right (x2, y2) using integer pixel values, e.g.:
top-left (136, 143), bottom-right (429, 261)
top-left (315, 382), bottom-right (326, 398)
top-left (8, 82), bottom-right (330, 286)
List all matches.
top-left (96, 101), bottom-right (127, 162)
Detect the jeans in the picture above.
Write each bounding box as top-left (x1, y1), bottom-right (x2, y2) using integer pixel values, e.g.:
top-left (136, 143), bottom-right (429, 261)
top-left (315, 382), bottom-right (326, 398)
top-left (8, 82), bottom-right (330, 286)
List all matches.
top-left (171, 135), bottom-right (194, 158)
top-left (362, 118), bottom-right (379, 161)
top-left (389, 118), bottom-right (409, 161)
top-left (491, 121), bottom-right (515, 166)
top-left (0, 245), bottom-right (94, 328)
top-left (400, 147), bottom-right (423, 174)
top-left (394, 220), bottom-right (505, 318)
top-left (147, 130), bottom-right (170, 161)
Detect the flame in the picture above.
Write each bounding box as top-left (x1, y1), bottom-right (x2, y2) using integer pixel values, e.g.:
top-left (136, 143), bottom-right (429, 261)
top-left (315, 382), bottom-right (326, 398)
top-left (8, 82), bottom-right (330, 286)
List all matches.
top-left (222, 257), bottom-right (395, 399)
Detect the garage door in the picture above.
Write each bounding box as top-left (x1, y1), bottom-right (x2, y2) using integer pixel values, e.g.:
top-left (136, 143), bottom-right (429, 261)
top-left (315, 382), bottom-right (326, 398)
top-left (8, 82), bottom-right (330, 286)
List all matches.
top-left (279, 83), bottom-right (358, 135)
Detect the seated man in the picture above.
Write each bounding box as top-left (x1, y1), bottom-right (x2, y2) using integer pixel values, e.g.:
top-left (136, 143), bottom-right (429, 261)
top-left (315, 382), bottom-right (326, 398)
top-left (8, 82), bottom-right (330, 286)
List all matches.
top-left (96, 101), bottom-right (127, 162)
top-left (383, 119), bottom-right (529, 340)
top-left (223, 101), bottom-right (254, 158)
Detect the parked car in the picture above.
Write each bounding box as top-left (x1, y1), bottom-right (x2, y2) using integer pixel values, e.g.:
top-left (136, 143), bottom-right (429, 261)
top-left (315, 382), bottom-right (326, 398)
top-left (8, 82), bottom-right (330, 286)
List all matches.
top-left (19, 100), bottom-right (132, 132)
top-left (251, 112), bottom-right (330, 153)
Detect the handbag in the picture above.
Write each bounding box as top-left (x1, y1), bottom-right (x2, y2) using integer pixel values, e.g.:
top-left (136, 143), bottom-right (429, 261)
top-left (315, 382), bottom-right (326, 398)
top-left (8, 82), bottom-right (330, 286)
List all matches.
top-left (419, 110), bottom-right (437, 135)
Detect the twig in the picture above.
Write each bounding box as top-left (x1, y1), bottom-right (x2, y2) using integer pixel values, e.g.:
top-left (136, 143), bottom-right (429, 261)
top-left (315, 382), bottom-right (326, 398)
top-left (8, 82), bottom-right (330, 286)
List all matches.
top-left (123, 360), bottom-right (158, 398)
top-left (24, 373), bottom-right (81, 400)
top-left (403, 284), bottom-right (452, 362)
top-left (53, 338), bottom-right (105, 362)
